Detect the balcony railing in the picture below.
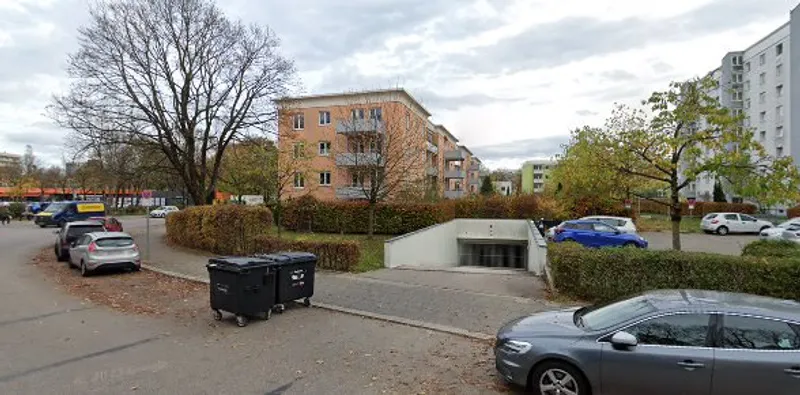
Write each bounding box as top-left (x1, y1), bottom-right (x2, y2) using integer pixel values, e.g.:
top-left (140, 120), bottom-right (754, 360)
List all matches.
top-left (426, 167), bottom-right (438, 176)
top-left (468, 163), bottom-right (481, 171)
top-left (426, 141), bottom-right (439, 154)
top-left (335, 153), bottom-right (383, 167)
top-left (336, 119), bottom-right (385, 134)
top-left (444, 169), bottom-right (466, 179)
top-left (444, 190), bottom-right (465, 199)
top-left (444, 150), bottom-right (466, 161)
top-left (336, 187), bottom-right (369, 200)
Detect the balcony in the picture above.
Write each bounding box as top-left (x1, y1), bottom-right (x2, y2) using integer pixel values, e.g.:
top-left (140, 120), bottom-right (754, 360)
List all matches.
top-left (444, 150), bottom-right (466, 161)
top-left (468, 163), bottom-right (481, 171)
top-left (336, 186), bottom-right (369, 200)
top-left (426, 141), bottom-right (439, 154)
top-left (336, 153), bottom-right (383, 167)
top-left (444, 190), bottom-right (465, 199)
top-left (426, 167), bottom-right (438, 176)
top-left (469, 176), bottom-right (481, 185)
top-left (444, 169), bottom-right (466, 179)
top-left (336, 119), bottom-right (385, 134)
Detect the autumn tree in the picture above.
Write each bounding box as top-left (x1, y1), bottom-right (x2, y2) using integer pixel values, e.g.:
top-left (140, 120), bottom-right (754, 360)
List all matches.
top-left (597, 77), bottom-right (800, 250)
top-left (219, 138), bottom-right (278, 203)
top-left (50, 0), bottom-right (296, 205)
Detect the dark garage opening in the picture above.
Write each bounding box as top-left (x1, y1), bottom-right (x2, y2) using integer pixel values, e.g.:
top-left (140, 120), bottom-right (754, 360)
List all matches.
top-left (458, 241), bottom-right (527, 269)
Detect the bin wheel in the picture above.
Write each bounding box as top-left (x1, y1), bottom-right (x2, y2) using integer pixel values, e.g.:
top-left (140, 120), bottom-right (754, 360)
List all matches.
top-left (235, 315), bottom-right (248, 327)
top-left (303, 298), bottom-right (311, 307)
top-left (212, 310), bottom-right (222, 321)
top-left (275, 304), bottom-right (285, 314)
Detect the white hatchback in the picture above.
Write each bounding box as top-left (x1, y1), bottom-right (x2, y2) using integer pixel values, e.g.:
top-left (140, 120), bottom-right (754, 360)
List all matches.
top-left (760, 219), bottom-right (800, 240)
top-left (701, 212), bottom-right (773, 235)
top-left (579, 216), bottom-right (637, 234)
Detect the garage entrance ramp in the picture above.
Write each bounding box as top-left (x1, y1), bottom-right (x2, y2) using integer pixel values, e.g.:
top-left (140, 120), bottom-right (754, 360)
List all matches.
top-left (383, 219), bottom-right (548, 275)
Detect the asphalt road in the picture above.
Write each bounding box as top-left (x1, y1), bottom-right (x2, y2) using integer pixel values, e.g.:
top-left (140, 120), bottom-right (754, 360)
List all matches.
top-left (0, 219), bottom-right (505, 395)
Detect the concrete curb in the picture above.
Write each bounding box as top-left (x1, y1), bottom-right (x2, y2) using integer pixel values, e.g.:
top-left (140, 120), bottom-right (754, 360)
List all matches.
top-left (141, 264), bottom-right (495, 342)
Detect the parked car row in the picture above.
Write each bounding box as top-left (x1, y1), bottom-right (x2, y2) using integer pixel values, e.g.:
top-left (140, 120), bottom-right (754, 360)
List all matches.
top-left (758, 218), bottom-right (800, 243)
top-left (53, 218), bottom-right (140, 276)
top-left (546, 216), bottom-right (648, 249)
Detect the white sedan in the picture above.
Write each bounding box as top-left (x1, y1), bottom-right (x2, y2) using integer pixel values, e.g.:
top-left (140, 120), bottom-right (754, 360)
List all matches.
top-left (760, 219), bottom-right (800, 240)
top-left (701, 212), bottom-right (773, 235)
top-left (149, 206), bottom-right (180, 218)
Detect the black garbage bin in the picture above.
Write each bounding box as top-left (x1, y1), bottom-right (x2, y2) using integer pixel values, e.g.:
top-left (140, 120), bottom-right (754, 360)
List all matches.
top-left (207, 256), bottom-right (277, 327)
top-left (252, 252), bottom-right (316, 312)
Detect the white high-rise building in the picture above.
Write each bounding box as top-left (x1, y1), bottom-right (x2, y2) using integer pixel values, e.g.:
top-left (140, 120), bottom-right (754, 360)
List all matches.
top-left (684, 6), bottom-right (798, 205)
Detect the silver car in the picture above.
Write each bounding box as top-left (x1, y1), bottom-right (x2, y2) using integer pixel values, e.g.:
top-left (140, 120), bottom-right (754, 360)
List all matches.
top-left (68, 232), bottom-right (141, 276)
top-left (495, 289), bottom-right (800, 395)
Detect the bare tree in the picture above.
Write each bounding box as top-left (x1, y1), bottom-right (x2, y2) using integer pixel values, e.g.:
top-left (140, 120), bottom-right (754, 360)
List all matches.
top-left (332, 92), bottom-right (428, 238)
top-left (50, 0), bottom-right (296, 205)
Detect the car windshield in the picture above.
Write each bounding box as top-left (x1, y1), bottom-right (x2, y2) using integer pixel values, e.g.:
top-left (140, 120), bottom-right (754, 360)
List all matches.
top-left (574, 295), bottom-right (656, 331)
top-left (43, 202), bottom-right (68, 213)
top-left (66, 225), bottom-right (105, 237)
top-left (777, 221), bottom-right (800, 228)
top-left (96, 237), bottom-right (134, 247)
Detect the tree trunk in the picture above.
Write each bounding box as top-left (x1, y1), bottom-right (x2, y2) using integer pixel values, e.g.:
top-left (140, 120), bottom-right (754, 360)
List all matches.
top-left (368, 202), bottom-right (376, 240)
top-left (670, 184), bottom-right (682, 251)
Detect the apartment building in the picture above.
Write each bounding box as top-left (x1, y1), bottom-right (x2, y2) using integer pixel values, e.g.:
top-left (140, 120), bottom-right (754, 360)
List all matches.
top-left (684, 6), bottom-right (798, 201)
top-left (275, 89), bottom-right (481, 201)
top-left (0, 152), bottom-right (21, 187)
top-left (521, 159), bottom-right (556, 194)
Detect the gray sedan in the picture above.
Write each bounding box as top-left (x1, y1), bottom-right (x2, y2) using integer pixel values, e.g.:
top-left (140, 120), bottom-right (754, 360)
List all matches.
top-left (495, 289), bottom-right (800, 395)
top-left (68, 232), bottom-right (141, 276)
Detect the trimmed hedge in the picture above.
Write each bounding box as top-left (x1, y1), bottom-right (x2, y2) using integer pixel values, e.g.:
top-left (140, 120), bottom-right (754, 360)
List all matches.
top-left (788, 205), bottom-right (800, 219)
top-left (250, 235), bottom-right (360, 271)
top-left (166, 205), bottom-right (273, 255)
top-left (637, 199), bottom-right (757, 216)
top-left (741, 239), bottom-right (800, 258)
top-left (548, 242), bottom-right (800, 302)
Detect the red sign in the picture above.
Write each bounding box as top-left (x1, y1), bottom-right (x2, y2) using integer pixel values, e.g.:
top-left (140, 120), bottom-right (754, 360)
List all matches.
top-left (142, 190), bottom-right (153, 199)
top-left (624, 199), bottom-right (632, 210)
top-left (687, 198), bottom-right (696, 210)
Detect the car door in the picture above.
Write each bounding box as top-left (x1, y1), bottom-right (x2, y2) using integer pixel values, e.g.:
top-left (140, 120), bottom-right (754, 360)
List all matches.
top-left (737, 214), bottom-right (759, 233)
top-left (592, 222), bottom-right (620, 247)
top-left (711, 314), bottom-right (800, 395)
top-left (69, 235), bottom-right (89, 266)
top-left (571, 223), bottom-right (596, 246)
top-left (601, 313), bottom-right (714, 395)
top-left (723, 214), bottom-right (741, 233)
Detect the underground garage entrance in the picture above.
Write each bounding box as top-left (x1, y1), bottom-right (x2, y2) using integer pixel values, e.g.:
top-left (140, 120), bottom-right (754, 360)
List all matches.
top-left (458, 241), bottom-right (527, 269)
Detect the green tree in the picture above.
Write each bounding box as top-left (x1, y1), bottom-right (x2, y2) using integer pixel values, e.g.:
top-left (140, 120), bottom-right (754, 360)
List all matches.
top-left (713, 180), bottom-right (727, 202)
top-left (479, 175), bottom-right (494, 195)
top-left (219, 138), bottom-right (278, 203)
top-left (597, 77), bottom-right (800, 250)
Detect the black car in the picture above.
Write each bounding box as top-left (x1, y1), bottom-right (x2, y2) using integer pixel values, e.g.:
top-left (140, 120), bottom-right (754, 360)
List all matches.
top-left (54, 221), bottom-right (106, 262)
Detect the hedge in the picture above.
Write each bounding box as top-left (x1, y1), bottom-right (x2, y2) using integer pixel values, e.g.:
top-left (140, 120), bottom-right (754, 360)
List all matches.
top-left (637, 199), bottom-right (757, 216)
top-left (250, 235), bottom-right (360, 271)
top-left (548, 242), bottom-right (800, 302)
top-left (788, 205), bottom-right (800, 218)
top-left (166, 205), bottom-right (273, 255)
top-left (741, 239), bottom-right (800, 258)
top-left (281, 194), bottom-right (565, 235)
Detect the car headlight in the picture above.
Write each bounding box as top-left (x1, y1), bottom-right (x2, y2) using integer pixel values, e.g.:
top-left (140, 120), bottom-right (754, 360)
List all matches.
top-left (499, 339), bottom-right (533, 354)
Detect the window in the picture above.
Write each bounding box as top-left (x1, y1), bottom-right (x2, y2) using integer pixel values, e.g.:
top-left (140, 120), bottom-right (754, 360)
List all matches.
top-left (759, 92), bottom-right (766, 104)
top-left (724, 214), bottom-right (739, 221)
top-left (759, 73), bottom-right (766, 85)
top-left (405, 112), bottom-right (411, 128)
top-left (625, 314), bottom-right (710, 347)
top-left (776, 85), bottom-right (783, 98)
top-left (732, 73), bottom-right (743, 83)
top-left (722, 315), bottom-right (799, 350)
top-left (293, 142), bottom-right (305, 158)
top-left (318, 141), bottom-right (330, 156)
top-left (293, 172), bottom-right (305, 188)
top-left (318, 111), bottom-right (331, 125)
top-left (351, 108), bottom-right (365, 120)
top-left (744, 99), bottom-right (751, 109)
top-left (777, 105), bottom-right (784, 119)
top-left (777, 147), bottom-right (784, 157)
top-left (740, 214), bottom-right (756, 221)
top-left (759, 131), bottom-right (766, 141)
top-left (744, 80), bottom-right (750, 92)
top-left (579, 295), bottom-right (657, 331)
top-left (759, 111), bottom-right (766, 123)
top-left (777, 126), bottom-right (784, 138)
top-left (351, 173), bottom-right (365, 187)
top-left (318, 171), bottom-right (331, 186)
top-left (776, 43), bottom-right (784, 56)
top-left (293, 113), bottom-right (305, 130)
top-left (776, 64), bottom-right (783, 77)
top-left (732, 90), bottom-right (742, 101)
top-left (592, 223), bottom-right (616, 233)
top-left (533, 165), bottom-right (542, 171)
top-left (533, 174), bottom-right (542, 180)
top-left (745, 62), bottom-right (751, 72)
top-left (732, 109), bottom-right (742, 117)
top-left (759, 53), bottom-right (766, 65)
top-left (369, 107), bottom-right (382, 121)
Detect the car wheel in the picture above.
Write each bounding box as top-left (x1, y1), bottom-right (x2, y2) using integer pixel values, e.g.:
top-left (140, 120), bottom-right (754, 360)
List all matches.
top-left (530, 360), bottom-right (589, 395)
top-left (716, 226), bottom-right (729, 236)
top-left (760, 225), bottom-right (770, 232)
top-left (623, 242), bottom-right (638, 248)
top-left (80, 260), bottom-right (90, 277)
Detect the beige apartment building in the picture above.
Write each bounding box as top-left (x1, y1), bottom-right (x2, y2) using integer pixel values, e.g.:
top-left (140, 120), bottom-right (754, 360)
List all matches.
top-left (275, 89), bottom-right (482, 201)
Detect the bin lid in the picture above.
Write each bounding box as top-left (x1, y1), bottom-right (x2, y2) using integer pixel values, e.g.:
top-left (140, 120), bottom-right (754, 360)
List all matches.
top-left (251, 252), bottom-right (317, 265)
top-left (207, 256), bottom-right (275, 271)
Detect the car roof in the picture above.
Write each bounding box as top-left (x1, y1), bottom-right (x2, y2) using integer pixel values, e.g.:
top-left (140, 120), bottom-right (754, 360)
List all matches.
top-left (566, 220), bottom-right (605, 224)
top-left (66, 221), bottom-right (106, 227)
top-left (582, 216), bottom-right (632, 221)
top-left (642, 289), bottom-right (800, 322)
top-left (87, 232), bottom-right (132, 239)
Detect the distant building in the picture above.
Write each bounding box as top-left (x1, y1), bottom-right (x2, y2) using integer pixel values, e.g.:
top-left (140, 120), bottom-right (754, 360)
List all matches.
top-left (493, 181), bottom-right (513, 196)
top-left (0, 152), bottom-right (21, 168)
top-left (521, 159), bottom-right (557, 194)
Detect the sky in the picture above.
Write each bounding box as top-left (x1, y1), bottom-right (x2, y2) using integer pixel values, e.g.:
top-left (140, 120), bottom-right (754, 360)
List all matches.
top-left (0, 0), bottom-right (797, 169)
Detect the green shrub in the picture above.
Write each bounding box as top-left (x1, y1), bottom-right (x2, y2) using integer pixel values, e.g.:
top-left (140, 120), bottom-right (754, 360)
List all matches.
top-left (166, 205), bottom-right (273, 254)
top-left (741, 239), bottom-right (800, 258)
top-left (548, 242), bottom-right (800, 302)
top-left (7, 202), bottom-right (25, 219)
top-left (250, 235), bottom-right (360, 271)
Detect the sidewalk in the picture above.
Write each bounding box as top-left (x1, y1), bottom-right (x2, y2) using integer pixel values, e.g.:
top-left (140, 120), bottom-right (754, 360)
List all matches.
top-left (131, 223), bottom-right (560, 336)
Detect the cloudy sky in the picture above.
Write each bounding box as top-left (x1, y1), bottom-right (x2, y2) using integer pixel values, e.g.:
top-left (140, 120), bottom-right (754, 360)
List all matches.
top-left (0, 0), bottom-right (797, 169)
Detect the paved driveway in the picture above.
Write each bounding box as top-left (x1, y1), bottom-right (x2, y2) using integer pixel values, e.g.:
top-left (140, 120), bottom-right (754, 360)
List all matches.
top-left (642, 232), bottom-right (758, 255)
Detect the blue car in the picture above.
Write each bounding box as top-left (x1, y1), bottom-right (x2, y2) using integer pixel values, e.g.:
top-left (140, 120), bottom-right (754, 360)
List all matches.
top-left (553, 220), bottom-right (648, 248)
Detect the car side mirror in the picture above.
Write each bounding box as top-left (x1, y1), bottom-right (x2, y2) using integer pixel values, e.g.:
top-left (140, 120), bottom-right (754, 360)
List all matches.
top-left (610, 331), bottom-right (638, 349)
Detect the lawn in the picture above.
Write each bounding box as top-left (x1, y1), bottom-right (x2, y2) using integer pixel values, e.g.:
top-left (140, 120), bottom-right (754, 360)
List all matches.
top-left (274, 229), bottom-right (390, 272)
top-left (636, 214), bottom-right (703, 233)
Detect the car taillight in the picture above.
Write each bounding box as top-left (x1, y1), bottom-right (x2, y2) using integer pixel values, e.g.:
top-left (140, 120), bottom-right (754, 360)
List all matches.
top-left (132, 244), bottom-right (139, 252)
top-left (88, 242), bottom-right (97, 253)
top-left (711, 219), bottom-right (719, 224)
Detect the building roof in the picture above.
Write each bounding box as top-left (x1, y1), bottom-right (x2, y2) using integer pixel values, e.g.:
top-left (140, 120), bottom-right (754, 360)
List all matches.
top-left (0, 152), bottom-right (21, 158)
top-left (274, 88), bottom-right (432, 117)
top-left (459, 145), bottom-right (473, 155)
top-left (435, 124), bottom-right (458, 143)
